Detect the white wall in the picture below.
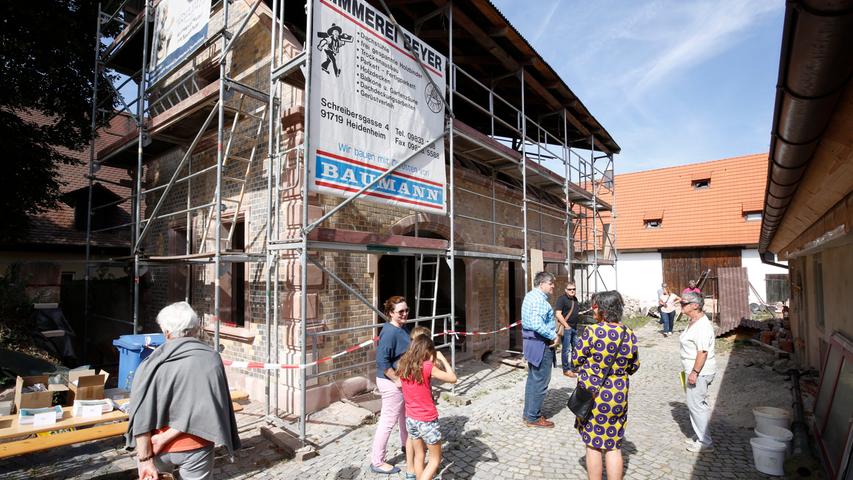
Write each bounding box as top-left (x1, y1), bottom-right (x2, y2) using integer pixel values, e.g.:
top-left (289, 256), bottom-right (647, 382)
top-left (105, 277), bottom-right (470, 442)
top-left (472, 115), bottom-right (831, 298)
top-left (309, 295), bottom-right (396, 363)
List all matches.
top-left (614, 252), bottom-right (663, 308)
top-left (741, 249), bottom-right (788, 304)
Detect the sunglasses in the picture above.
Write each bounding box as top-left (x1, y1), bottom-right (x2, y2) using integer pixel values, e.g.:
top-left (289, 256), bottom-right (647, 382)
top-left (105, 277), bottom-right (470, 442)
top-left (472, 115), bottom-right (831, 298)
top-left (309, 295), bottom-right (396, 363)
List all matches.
top-left (394, 308), bottom-right (409, 314)
top-left (679, 301), bottom-right (692, 306)
top-left (566, 288), bottom-right (576, 291)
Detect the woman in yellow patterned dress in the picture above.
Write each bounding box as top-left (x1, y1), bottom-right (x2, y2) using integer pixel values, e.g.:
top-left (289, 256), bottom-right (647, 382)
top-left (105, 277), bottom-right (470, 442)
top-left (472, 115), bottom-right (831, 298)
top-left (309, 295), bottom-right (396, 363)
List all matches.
top-left (572, 290), bottom-right (640, 480)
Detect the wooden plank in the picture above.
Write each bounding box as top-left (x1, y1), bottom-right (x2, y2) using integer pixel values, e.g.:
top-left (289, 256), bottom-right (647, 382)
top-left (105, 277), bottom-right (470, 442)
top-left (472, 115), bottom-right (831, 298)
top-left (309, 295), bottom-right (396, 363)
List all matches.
top-left (0, 407), bottom-right (128, 441)
top-left (0, 422), bottom-right (129, 459)
top-left (0, 394), bottom-right (244, 441)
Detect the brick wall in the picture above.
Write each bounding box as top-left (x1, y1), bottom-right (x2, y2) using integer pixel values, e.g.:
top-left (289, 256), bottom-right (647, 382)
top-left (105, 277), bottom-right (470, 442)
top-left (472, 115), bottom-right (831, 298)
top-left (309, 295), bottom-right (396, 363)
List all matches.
top-left (136, 7), bottom-right (571, 414)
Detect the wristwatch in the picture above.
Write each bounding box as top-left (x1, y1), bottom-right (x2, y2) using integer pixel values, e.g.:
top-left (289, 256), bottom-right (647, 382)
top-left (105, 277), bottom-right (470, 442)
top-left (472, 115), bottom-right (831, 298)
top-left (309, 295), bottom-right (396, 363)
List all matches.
top-left (692, 369), bottom-right (701, 375)
top-left (137, 453), bottom-right (154, 462)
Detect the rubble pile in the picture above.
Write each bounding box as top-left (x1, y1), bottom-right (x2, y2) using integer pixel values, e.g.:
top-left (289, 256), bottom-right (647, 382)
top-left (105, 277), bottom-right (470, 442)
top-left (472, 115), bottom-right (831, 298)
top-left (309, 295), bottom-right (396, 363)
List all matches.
top-left (741, 314), bottom-right (794, 353)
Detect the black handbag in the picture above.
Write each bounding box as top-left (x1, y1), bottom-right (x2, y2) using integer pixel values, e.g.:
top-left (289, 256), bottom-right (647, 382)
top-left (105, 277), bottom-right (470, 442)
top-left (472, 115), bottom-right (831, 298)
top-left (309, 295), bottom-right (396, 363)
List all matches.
top-left (567, 326), bottom-right (625, 421)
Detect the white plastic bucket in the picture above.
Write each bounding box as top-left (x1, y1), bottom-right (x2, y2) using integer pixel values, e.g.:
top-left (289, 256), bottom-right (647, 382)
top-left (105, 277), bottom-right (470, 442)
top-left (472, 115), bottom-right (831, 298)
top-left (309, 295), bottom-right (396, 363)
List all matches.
top-left (755, 425), bottom-right (794, 455)
top-left (750, 437), bottom-right (787, 476)
top-left (753, 406), bottom-right (792, 431)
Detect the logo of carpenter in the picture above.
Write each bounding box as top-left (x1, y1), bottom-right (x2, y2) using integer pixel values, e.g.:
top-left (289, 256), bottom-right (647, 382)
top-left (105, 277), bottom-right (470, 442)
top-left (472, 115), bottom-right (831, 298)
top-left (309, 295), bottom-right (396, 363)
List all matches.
top-left (424, 82), bottom-right (443, 113)
top-left (316, 23), bottom-right (353, 78)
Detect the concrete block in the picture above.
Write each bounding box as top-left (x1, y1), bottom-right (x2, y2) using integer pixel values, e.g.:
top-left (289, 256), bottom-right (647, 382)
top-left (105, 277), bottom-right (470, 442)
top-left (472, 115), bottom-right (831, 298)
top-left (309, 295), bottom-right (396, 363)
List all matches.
top-left (259, 426), bottom-right (298, 459)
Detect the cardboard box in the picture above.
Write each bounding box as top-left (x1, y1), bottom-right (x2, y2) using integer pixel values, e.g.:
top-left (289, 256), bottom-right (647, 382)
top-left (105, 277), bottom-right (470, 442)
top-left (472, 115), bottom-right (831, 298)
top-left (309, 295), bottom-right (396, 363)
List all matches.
top-left (14, 376), bottom-right (53, 414)
top-left (67, 369), bottom-right (110, 404)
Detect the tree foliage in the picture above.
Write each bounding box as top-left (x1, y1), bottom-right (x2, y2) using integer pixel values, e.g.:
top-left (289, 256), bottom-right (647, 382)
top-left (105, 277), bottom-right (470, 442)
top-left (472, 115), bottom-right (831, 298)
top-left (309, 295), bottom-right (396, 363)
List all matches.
top-left (0, 1), bottom-right (122, 243)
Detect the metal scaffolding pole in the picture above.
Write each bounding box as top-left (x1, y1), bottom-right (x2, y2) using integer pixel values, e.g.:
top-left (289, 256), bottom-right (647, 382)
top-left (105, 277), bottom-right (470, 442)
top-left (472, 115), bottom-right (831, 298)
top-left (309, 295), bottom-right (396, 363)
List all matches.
top-left (448, 0), bottom-right (457, 391)
top-left (563, 110), bottom-right (572, 280)
top-left (212, 0), bottom-right (230, 352)
top-left (611, 153), bottom-right (618, 291)
top-left (520, 69), bottom-right (529, 289)
top-left (298, 0), bottom-right (316, 445)
top-left (591, 134), bottom-right (598, 292)
top-left (133, 1), bottom-right (151, 334)
top-left (265, 0), bottom-right (279, 423)
top-left (84, 4), bottom-right (104, 358)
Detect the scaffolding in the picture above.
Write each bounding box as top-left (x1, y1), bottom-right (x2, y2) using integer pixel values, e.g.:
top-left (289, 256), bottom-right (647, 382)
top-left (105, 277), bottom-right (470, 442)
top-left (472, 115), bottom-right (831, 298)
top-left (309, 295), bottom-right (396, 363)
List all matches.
top-left (85, 0), bottom-right (618, 445)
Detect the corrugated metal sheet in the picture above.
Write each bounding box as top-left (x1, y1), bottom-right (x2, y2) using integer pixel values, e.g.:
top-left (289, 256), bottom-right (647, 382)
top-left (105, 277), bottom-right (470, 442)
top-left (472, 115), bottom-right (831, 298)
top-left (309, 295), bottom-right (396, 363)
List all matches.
top-left (717, 267), bottom-right (751, 336)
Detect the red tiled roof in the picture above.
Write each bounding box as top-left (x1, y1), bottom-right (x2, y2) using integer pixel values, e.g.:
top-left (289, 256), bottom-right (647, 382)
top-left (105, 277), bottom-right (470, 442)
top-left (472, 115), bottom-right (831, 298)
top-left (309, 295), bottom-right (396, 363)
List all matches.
top-left (603, 153), bottom-right (768, 251)
top-left (8, 111), bottom-right (132, 249)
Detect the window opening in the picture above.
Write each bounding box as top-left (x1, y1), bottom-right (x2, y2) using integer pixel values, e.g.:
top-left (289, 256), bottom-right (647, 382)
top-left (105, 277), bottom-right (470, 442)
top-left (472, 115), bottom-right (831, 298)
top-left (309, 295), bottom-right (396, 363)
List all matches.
top-left (692, 178), bottom-right (711, 189)
top-left (744, 212), bottom-right (762, 221)
top-left (644, 219), bottom-right (662, 229)
top-left (220, 221), bottom-right (245, 327)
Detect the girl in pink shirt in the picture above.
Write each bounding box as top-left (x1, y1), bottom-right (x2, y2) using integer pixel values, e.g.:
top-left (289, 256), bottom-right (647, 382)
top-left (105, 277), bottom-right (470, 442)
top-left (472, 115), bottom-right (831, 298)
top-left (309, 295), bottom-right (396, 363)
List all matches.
top-left (397, 335), bottom-right (457, 480)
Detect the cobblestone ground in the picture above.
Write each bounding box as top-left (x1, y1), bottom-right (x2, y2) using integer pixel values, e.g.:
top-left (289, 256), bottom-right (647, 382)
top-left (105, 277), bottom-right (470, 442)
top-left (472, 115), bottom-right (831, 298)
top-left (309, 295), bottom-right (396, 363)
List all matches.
top-left (0, 321), bottom-right (794, 479)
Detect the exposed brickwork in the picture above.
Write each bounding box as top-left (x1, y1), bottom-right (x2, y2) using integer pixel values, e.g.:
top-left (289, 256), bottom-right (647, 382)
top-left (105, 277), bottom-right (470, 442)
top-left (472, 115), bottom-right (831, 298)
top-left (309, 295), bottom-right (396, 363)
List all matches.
top-left (131, 4), bottom-right (573, 415)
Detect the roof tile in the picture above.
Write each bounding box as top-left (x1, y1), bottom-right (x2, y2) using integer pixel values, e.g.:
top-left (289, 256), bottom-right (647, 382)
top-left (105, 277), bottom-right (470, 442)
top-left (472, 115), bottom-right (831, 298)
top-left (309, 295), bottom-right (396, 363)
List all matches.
top-left (604, 153), bottom-right (768, 250)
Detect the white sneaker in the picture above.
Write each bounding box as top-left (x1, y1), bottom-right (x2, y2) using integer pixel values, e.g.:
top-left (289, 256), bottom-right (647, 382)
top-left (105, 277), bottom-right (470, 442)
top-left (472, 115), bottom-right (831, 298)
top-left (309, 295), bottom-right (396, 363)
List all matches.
top-left (684, 437), bottom-right (697, 445)
top-left (686, 441), bottom-right (714, 453)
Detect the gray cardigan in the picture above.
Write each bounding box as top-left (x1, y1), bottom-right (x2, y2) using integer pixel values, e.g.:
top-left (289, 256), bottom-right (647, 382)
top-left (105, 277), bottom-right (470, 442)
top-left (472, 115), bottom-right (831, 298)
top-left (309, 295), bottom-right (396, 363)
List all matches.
top-left (125, 337), bottom-right (240, 455)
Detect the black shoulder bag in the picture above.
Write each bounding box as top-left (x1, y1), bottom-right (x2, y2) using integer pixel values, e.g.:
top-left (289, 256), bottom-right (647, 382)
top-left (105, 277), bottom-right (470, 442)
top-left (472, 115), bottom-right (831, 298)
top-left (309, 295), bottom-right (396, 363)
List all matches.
top-left (567, 326), bottom-right (625, 421)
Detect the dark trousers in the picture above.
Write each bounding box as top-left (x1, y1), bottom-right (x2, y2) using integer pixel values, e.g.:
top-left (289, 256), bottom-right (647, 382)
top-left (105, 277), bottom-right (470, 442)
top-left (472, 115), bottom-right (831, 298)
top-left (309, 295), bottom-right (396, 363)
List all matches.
top-left (561, 326), bottom-right (579, 372)
top-left (661, 310), bottom-right (675, 333)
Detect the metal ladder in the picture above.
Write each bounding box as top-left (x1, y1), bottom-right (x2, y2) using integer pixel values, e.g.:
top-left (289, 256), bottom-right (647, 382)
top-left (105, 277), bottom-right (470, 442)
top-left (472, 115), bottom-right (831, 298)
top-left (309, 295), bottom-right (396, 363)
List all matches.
top-left (414, 254), bottom-right (441, 339)
top-left (199, 94), bottom-right (267, 253)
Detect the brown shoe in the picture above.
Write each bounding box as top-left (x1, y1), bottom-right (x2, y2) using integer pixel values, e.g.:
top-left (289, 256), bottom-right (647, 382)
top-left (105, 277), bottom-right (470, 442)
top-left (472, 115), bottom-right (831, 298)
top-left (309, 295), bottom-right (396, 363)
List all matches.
top-left (563, 370), bottom-right (577, 378)
top-left (525, 417), bottom-right (555, 428)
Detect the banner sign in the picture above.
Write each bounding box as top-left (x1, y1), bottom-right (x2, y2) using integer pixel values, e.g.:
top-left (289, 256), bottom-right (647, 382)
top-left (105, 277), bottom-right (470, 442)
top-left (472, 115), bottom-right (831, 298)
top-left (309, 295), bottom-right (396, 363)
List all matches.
top-left (308, 0), bottom-right (447, 213)
top-left (149, 0), bottom-right (212, 85)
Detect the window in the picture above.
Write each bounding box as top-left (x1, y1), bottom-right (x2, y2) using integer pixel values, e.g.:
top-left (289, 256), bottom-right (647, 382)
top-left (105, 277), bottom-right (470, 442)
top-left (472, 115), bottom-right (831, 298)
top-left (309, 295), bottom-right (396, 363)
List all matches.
top-left (644, 219), bottom-right (662, 229)
top-left (744, 212), bottom-right (762, 221)
top-left (220, 221), bottom-right (245, 327)
top-left (692, 178), bottom-right (711, 189)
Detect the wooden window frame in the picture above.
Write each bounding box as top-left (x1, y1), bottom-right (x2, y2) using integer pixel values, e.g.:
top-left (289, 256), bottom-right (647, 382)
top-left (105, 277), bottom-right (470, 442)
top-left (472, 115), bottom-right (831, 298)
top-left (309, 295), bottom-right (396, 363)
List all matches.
top-left (814, 332), bottom-right (853, 479)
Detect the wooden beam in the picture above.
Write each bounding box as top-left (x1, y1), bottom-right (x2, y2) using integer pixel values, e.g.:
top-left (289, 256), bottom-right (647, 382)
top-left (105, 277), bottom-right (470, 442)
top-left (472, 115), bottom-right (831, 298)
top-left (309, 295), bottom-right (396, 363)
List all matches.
top-left (0, 422), bottom-right (129, 459)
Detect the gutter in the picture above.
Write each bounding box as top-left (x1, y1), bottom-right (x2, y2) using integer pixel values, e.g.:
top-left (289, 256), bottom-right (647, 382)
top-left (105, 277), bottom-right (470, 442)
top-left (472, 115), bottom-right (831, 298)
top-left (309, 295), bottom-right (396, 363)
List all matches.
top-left (759, 0), bottom-right (853, 253)
top-left (760, 251), bottom-right (789, 270)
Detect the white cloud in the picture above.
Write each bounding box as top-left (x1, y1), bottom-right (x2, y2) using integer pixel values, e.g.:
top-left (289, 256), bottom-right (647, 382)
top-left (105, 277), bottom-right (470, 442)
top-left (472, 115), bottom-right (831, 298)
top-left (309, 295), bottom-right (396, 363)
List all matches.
top-left (627, 1), bottom-right (780, 97)
top-left (532, 0), bottom-right (563, 43)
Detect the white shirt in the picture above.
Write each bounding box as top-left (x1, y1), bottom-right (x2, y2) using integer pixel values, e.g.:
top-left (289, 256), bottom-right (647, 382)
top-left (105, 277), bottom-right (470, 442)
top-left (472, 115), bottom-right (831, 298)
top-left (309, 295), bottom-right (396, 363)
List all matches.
top-left (679, 314), bottom-right (716, 375)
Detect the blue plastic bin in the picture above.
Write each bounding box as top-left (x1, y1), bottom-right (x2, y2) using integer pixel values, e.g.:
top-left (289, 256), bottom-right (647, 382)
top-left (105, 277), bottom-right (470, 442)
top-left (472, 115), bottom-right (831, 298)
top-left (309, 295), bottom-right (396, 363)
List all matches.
top-left (112, 334), bottom-right (166, 390)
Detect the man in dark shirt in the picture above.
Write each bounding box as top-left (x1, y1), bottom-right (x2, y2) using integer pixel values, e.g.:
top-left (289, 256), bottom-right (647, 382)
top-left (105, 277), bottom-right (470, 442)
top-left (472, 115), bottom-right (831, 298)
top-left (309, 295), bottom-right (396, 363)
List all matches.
top-left (555, 282), bottom-right (580, 377)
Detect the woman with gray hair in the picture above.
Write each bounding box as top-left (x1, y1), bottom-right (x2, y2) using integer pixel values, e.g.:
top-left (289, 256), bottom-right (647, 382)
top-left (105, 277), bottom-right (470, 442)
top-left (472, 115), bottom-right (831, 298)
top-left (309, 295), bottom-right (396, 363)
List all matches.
top-left (572, 291), bottom-right (640, 480)
top-left (678, 291), bottom-right (716, 453)
top-left (127, 302), bottom-right (240, 480)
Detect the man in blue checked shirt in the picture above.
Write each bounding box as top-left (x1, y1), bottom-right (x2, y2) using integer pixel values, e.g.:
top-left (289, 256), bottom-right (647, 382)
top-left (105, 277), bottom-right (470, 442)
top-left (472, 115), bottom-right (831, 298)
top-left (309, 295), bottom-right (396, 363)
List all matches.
top-left (521, 271), bottom-right (560, 428)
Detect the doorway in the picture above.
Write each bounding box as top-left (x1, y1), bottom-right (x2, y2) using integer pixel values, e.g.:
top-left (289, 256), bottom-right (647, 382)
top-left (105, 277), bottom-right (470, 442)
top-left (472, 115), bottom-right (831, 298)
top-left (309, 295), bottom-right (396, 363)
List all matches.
top-left (507, 262), bottom-right (524, 351)
top-left (377, 255), bottom-right (466, 351)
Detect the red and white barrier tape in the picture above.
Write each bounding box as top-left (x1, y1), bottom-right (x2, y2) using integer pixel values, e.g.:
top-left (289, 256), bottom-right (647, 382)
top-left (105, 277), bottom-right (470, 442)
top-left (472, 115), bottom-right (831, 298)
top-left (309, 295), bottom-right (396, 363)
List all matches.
top-left (434, 320), bottom-right (521, 337)
top-left (221, 321), bottom-right (523, 370)
top-left (221, 336), bottom-right (379, 370)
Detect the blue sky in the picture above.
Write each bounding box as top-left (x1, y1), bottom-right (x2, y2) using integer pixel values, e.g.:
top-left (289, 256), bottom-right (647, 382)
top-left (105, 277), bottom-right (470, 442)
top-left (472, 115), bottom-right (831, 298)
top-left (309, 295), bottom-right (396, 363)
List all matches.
top-left (492, 0), bottom-right (785, 174)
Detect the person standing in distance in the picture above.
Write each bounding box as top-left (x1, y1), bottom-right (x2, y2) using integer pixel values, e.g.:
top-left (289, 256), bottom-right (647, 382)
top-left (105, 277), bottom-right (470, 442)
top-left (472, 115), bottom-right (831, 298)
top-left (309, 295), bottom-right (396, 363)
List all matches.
top-left (556, 281), bottom-right (580, 377)
top-left (679, 291), bottom-right (717, 453)
top-left (521, 271), bottom-right (559, 428)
